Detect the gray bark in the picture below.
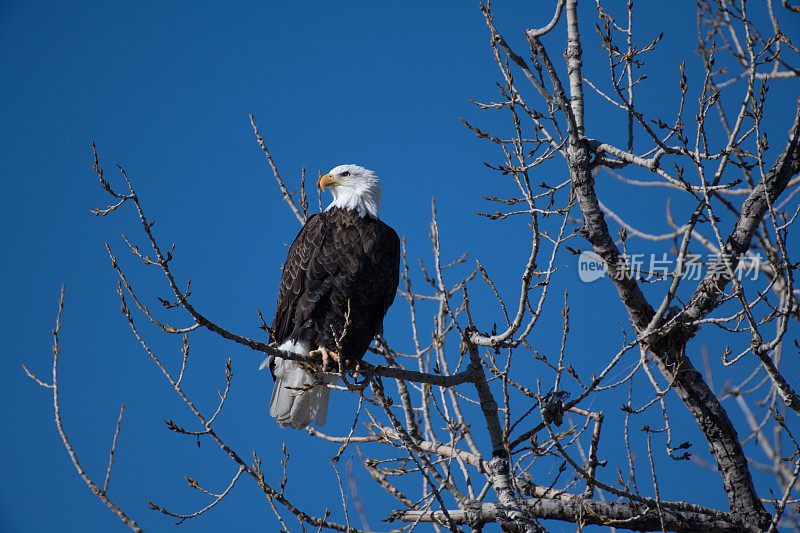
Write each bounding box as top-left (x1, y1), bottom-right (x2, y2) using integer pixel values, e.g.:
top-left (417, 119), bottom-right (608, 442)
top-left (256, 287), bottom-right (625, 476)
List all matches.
top-left (399, 498), bottom-right (756, 532)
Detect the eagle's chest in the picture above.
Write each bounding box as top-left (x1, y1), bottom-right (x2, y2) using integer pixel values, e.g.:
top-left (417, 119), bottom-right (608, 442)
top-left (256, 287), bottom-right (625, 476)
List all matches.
top-left (329, 216), bottom-right (381, 260)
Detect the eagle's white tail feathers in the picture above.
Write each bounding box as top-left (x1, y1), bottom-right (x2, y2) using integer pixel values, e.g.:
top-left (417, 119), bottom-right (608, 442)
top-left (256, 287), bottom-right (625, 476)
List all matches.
top-left (266, 341), bottom-right (337, 430)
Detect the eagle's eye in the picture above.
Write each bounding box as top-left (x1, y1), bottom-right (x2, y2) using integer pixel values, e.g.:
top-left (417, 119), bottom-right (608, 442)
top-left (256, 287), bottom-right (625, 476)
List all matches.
top-left (341, 171), bottom-right (351, 178)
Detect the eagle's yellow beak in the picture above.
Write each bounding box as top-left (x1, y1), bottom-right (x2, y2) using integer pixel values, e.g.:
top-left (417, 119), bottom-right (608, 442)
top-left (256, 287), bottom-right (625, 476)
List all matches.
top-left (317, 173), bottom-right (340, 190)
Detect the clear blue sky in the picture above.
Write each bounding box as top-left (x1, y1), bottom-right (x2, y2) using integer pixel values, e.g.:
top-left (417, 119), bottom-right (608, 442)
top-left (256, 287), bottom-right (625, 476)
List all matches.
top-left (2, 1), bottom-right (798, 531)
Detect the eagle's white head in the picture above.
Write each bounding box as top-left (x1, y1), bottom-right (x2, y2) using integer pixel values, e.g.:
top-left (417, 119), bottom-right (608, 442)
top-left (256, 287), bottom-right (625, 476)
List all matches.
top-left (318, 164), bottom-right (381, 219)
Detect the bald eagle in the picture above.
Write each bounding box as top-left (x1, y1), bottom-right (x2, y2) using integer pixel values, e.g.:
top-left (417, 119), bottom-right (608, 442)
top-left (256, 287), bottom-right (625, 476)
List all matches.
top-left (262, 164), bottom-right (400, 429)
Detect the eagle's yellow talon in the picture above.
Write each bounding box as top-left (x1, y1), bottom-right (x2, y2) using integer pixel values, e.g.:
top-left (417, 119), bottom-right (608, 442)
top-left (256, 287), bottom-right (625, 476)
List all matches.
top-left (309, 346), bottom-right (339, 372)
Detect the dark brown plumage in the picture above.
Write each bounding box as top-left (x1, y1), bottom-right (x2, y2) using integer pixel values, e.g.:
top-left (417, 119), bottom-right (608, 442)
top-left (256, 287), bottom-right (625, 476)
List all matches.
top-left (272, 206), bottom-right (400, 368)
